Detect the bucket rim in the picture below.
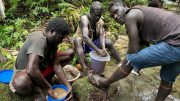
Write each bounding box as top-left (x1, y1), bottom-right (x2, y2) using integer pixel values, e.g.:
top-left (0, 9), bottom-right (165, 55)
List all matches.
top-left (89, 51), bottom-right (110, 61)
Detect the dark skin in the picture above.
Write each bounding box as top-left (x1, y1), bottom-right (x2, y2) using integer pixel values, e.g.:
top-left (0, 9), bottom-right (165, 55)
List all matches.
top-left (73, 1), bottom-right (121, 72)
top-left (89, 2), bottom-right (173, 101)
top-left (12, 30), bottom-right (73, 100)
top-left (80, 3), bottom-right (107, 57)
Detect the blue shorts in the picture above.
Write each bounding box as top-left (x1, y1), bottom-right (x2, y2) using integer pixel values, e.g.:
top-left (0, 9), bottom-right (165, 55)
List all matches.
top-left (83, 38), bottom-right (101, 53)
top-left (126, 42), bottom-right (180, 83)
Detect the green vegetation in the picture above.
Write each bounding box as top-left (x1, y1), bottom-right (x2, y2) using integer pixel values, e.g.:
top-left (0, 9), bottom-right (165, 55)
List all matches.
top-left (0, 0), bottom-right (145, 68)
top-left (1, 0), bottom-right (148, 50)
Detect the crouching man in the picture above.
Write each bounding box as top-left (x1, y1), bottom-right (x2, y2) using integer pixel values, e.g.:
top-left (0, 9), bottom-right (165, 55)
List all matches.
top-left (9, 18), bottom-right (74, 101)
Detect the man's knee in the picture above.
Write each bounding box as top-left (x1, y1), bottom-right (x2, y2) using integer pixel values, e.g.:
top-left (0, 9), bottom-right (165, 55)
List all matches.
top-left (12, 72), bottom-right (33, 95)
top-left (66, 49), bottom-right (75, 57)
top-left (105, 39), bottom-right (113, 47)
top-left (73, 37), bottom-right (82, 46)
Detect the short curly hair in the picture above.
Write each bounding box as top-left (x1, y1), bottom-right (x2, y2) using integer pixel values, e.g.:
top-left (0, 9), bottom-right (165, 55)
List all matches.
top-left (45, 18), bottom-right (70, 36)
top-left (90, 1), bottom-right (103, 15)
top-left (109, 0), bottom-right (124, 10)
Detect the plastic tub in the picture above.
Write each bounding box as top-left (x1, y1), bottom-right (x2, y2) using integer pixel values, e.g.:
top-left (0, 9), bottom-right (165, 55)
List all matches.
top-left (47, 84), bottom-right (68, 101)
top-left (63, 65), bottom-right (80, 83)
top-left (0, 69), bottom-right (14, 84)
top-left (89, 51), bottom-right (110, 73)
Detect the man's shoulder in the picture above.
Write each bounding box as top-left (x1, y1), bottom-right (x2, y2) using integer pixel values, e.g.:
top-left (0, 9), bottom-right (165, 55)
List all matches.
top-left (80, 15), bottom-right (89, 26)
top-left (126, 8), bottom-right (143, 21)
top-left (81, 14), bottom-right (88, 19)
top-left (25, 31), bottom-right (47, 48)
top-left (28, 31), bottom-right (46, 40)
top-left (80, 15), bottom-right (89, 22)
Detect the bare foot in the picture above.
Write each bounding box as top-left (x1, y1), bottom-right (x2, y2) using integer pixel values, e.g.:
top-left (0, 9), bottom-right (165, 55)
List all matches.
top-left (88, 71), bottom-right (109, 90)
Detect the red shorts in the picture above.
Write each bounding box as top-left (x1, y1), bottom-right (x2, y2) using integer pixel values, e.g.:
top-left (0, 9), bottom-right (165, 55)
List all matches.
top-left (41, 51), bottom-right (62, 78)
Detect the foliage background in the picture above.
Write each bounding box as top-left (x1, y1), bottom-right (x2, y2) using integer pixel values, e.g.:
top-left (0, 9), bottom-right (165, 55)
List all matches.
top-left (0, 0), bottom-right (147, 50)
top-left (0, 0), bottom-right (147, 67)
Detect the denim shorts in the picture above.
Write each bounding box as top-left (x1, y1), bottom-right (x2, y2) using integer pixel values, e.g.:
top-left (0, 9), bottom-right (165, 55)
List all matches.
top-left (126, 42), bottom-right (180, 83)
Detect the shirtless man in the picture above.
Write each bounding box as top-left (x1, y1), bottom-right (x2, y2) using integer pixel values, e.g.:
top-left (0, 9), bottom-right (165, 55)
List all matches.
top-left (73, 1), bottom-right (121, 74)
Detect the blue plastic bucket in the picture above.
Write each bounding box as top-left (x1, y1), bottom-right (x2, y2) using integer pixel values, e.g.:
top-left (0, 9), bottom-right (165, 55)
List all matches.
top-left (0, 69), bottom-right (14, 84)
top-left (47, 84), bottom-right (68, 101)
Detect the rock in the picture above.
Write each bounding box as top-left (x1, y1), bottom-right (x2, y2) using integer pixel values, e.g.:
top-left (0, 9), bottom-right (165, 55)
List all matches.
top-left (72, 77), bottom-right (119, 101)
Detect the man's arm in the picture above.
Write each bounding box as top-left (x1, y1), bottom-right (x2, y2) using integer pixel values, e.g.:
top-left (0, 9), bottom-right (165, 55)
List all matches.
top-left (53, 63), bottom-right (72, 100)
top-left (26, 54), bottom-right (51, 90)
top-left (125, 9), bottom-right (143, 54)
top-left (80, 16), bottom-right (100, 52)
top-left (53, 64), bottom-right (71, 89)
top-left (99, 24), bottom-right (106, 50)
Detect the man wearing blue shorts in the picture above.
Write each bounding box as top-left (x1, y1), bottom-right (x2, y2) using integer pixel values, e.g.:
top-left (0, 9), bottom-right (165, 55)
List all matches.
top-left (88, 0), bottom-right (180, 101)
top-left (73, 1), bottom-right (121, 74)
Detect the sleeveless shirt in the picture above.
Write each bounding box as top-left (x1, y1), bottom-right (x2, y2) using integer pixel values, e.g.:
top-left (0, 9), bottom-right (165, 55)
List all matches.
top-left (130, 6), bottom-right (180, 46)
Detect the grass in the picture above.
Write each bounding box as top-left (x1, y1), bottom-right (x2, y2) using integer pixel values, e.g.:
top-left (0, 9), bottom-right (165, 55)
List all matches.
top-left (0, 83), bottom-right (33, 101)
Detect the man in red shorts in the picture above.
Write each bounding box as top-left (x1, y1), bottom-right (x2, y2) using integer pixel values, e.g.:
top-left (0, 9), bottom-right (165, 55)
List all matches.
top-left (9, 18), bottom-right (74, 101)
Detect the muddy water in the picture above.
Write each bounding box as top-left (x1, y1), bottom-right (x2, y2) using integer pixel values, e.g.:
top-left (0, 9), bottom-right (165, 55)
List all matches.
top-left (104, 35), bottom-right (180, 101)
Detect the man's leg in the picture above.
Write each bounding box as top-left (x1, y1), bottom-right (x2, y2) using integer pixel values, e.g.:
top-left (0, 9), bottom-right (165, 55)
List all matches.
top-left (12, 71), bottom-right (33, 95)
top-left (12, 71), bottom-right (46, 100)
top-left (91, 60), bottom-right (133, 87)
top-left (155, 80), bottom-right (173, 101)
top-left (155, 62), bottom-right (180, 101)
top-left (43, 49), bottom-right (74, 84)
top-left (90, 42), bottom-right (180, 90)
top-left (73, 37), bottom-right (89, 71)
top-left (56, 49), bottom-right (74, 67)
top-left (105, 39), bottom-right (121, 65)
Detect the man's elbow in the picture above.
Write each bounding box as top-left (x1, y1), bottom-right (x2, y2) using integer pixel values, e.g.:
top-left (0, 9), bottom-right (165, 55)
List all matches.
top-left (26, 65), bottom-right (39, 77)
top-left (26, 68), bottom-right (34, 77)
top-left (83, 36), bottom-right (89, 42)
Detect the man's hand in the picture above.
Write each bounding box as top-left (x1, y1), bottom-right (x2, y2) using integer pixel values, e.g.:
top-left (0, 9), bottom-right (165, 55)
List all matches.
top-left (102, 49), bottom-right (108, 55)
top-left (48, 88), bottom-right (58, 99)
top-left (96, 49), bottom-right (108, 57)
